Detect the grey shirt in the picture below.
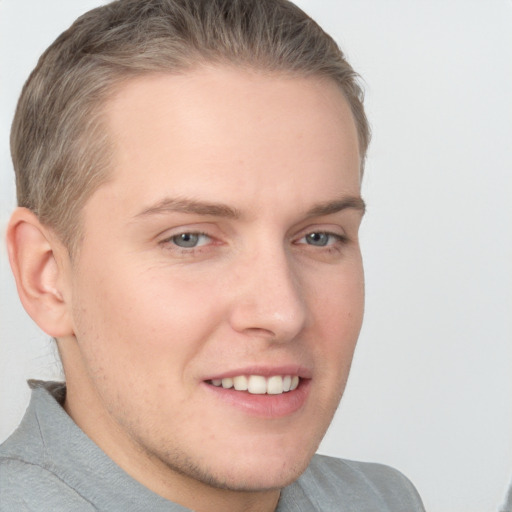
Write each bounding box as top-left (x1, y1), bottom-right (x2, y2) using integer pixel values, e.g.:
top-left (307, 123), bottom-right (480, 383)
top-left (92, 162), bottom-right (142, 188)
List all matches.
top-left (501, 480), bottom-right (512, 512)
top-left (0, 381), bottom-right (425, 511)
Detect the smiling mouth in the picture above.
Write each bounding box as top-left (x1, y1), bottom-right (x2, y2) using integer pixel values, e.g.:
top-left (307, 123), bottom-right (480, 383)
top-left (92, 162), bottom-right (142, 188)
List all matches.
top-left (207, 375), bottom-right (300, 395)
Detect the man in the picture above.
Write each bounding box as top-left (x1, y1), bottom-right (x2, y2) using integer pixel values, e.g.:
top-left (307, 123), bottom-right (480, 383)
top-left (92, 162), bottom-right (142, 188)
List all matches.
top-left (0, 1), bottom-right (425, 510)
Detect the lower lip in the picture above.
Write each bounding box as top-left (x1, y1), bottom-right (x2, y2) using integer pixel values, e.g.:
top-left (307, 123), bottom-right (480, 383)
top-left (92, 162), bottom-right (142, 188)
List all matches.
top-left (202, 379), bottom-right (311, 418)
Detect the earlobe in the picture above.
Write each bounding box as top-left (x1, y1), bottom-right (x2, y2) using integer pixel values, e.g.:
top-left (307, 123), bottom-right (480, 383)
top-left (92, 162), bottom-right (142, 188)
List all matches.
top-left (7, 207), bottom-right (74, 338)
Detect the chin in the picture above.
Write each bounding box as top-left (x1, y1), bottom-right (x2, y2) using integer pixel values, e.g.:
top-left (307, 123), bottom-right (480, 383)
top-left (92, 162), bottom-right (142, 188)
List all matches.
top-left (199, 460), bottom-right (310, 492)
top-left (184, 442), bottom-right (316, 492)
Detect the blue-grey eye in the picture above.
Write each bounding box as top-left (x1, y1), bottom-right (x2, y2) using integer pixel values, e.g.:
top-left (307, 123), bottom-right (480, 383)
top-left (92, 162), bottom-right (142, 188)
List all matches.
top-left (305, 232), bottom-right (331, 246)
top-left (171, 233), bottom-right (205, 248)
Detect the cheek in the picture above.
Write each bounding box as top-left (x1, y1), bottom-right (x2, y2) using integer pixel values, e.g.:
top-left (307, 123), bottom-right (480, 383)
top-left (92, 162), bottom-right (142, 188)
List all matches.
top-left (309, 262), bottom-right (364, 367)
top-left (71, 260), bottom-right (223, 376)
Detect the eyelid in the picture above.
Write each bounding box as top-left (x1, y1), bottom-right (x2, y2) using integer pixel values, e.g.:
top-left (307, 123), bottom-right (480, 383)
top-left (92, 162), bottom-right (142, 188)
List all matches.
top-left (160, 229), bottom-right (210, 241)
top-left (293, 223), bottom-right (347, 241)
top-left (169, 232), bottom-right (211, 248)
top-left (157, 224), bottom-right (220, 252)
top-left (295, 231), bottom-right (347, 246)
top-left (155, 221), bottom-right (218, 240)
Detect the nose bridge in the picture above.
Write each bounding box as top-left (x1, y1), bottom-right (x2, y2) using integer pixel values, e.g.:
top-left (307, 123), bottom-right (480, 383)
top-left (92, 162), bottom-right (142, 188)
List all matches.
top-left (229, 239), bottom-right (307, 340)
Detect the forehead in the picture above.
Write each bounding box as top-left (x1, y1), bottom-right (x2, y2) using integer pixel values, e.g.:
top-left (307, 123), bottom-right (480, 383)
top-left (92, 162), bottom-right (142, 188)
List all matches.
top-left (96, 66), bottom-right (361, 210)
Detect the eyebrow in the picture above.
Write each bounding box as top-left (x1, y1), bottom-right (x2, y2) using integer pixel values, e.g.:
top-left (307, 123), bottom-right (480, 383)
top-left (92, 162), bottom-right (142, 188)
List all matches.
top-left (306, 196), bottom-right (366, 217)
top-left (133, 195), bottom-right (365, 220)
top-left (134, 197), bottom-right (241, 219)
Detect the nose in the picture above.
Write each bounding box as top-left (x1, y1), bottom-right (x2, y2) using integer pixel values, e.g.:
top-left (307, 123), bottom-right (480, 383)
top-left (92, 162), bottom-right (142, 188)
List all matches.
top-left (227, 244), bottom-right (307, 342)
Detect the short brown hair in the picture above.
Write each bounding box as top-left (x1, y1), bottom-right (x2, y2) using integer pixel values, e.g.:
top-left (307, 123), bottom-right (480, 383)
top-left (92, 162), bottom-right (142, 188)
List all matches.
top-left (11, 0), bottom-right (370, 253)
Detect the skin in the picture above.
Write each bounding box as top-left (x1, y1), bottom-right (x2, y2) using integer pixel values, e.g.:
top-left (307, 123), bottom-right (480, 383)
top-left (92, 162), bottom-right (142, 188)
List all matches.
top-left (8, 66), bottom-right (365, 512)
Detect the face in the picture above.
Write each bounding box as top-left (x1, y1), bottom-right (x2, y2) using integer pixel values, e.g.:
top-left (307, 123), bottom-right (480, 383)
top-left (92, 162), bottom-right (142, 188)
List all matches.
top-left (61, 67), bottom-right (365, 501)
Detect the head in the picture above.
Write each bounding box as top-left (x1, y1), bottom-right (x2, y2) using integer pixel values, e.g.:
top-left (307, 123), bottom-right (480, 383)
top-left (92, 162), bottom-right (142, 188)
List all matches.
top-left (8, 1), bottom-right (369, 510)
top-left (11, 0), bottom-right (369, 255)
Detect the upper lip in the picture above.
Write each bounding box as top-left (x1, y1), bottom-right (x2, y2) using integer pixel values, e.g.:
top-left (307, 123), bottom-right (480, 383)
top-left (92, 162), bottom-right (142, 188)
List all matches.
top-left (203, 364), bottom-right (312, 381)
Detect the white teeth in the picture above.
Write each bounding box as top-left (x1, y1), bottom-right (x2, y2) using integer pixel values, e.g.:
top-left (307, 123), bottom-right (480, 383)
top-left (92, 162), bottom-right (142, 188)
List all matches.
top-left (233, 375), bottom-right (248, 391)
top-left (211, 375), bottom-right (301, 395)
top-left (267, 375), bottom-right (283, 395)
top-left (248, 375), bottom-right (267, 394)
top-left (221, 377), bottom-right (233, 389)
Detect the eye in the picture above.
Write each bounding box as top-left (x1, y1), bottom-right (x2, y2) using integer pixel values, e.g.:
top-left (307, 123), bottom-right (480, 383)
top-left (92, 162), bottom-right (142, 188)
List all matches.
top-left (168, 232), bottom-right (211, 248)
top-left (300, 232), bottom-right (344, 247)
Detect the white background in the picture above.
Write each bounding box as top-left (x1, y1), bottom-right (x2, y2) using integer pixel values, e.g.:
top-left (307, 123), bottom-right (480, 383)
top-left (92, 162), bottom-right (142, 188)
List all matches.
top-left (1, 1), bottom-right (511, 511)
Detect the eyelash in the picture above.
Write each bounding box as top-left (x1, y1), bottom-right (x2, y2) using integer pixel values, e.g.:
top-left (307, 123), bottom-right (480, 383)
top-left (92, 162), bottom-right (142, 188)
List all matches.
top-left (160, 232), bottom-right (213, 253)
top-left (159, 230), bottom-right (349, 256)
top-left (296, 231), bottom-right (348, 249)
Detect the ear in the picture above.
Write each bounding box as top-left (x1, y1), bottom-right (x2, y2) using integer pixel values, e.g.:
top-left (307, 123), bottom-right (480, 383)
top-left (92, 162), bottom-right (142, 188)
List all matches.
top-left (6, 207), bottom-right (74, 338)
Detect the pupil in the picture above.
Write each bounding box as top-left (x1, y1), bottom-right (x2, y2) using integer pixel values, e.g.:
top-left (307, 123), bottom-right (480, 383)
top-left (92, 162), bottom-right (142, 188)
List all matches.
top-left (174, 233), bottom-right (198, 247)
top-left (307, 233), bottom-right (328, 246)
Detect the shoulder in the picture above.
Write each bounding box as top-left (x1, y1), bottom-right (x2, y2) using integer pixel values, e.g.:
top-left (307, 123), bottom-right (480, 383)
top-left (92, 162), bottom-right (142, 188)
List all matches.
top-left (296, 454), bottom-right (425, 512)
top-left (0, 383), bottom-right (96, 512)
top-left (501, 479), bottom-right (512, 512)
top-left (0, 456), bottom-right (95, 512)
